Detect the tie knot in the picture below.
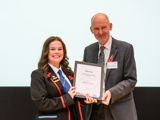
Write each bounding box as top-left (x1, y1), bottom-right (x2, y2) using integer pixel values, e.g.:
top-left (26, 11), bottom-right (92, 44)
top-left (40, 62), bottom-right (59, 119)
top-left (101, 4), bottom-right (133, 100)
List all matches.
top-left (58, 70), bottom-right (63, 76)
top-left (100, 46), bottom-right (105, 51)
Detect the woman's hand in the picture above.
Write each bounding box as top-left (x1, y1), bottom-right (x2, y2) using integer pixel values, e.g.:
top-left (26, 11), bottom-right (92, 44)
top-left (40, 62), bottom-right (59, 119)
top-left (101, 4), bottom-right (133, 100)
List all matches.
top-left (68, 87), bottom-right (76, 99)
top-left (84, 94), bottom-right (97, 104)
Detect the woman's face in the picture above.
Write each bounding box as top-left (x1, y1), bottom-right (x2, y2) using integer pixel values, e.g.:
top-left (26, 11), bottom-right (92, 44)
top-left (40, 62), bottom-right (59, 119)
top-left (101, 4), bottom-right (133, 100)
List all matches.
top-left (48, 40), bottom-right (64, 68)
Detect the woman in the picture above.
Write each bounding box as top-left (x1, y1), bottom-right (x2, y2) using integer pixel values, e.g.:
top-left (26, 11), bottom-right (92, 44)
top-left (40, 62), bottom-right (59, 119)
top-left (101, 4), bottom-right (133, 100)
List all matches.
top-left (30, 36), bottom-right (83, 120)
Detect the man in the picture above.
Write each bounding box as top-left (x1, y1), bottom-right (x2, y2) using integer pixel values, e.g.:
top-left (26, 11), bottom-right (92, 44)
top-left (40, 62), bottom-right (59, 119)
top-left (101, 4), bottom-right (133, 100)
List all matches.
top-left (83, 13), bottom-right (137, 120)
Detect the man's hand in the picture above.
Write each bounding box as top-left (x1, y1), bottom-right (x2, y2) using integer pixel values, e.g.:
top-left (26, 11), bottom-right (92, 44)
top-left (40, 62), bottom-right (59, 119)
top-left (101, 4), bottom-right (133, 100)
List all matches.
top-left (101, 90), bottom-right (111, 105)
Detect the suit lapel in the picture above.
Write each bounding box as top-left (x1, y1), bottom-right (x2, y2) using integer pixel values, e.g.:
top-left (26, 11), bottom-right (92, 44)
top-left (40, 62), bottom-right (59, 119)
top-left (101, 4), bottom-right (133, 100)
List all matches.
top-left (105, 38), bottom-right (118, 81)
top-left (49, 67), bottom-right (65, 94)
top-left (93, 43), bottom-right (99, 63)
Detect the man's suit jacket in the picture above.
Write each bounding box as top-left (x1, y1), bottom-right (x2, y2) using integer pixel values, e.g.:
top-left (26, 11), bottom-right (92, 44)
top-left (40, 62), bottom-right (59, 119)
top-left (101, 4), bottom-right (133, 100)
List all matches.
top-left (83, 37), bottom-right (137, 120)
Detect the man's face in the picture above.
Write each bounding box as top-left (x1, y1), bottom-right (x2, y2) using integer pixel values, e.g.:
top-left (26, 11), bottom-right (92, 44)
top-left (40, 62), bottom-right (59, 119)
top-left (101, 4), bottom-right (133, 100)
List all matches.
top-left (90, 15), bottom-right (112, 45)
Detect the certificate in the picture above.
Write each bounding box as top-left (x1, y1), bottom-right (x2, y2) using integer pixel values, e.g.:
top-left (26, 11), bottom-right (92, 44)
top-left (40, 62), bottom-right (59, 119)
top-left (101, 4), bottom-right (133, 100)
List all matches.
top-left (73, 61), bottom-right (104, 100)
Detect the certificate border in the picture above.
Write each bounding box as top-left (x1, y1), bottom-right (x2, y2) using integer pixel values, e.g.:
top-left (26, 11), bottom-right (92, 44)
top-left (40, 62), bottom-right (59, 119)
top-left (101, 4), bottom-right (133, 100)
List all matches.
top-left (73, 61), bottom-right (104, 100)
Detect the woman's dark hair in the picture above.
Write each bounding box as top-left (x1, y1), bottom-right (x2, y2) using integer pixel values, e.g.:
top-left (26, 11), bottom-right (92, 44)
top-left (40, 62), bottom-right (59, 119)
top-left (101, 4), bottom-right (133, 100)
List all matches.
top-left (38, 36), bottom-right (73, 76)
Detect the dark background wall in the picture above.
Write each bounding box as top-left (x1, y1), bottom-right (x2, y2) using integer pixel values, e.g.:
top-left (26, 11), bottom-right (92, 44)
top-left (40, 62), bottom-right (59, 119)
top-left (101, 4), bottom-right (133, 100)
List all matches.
top-left (0, 87), bottom-right (160, 120)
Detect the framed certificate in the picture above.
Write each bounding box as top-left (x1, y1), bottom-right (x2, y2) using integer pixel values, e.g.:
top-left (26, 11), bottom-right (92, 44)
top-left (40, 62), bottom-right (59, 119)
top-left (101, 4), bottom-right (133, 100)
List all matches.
top-left (73, 61), bottom-right (104, 100)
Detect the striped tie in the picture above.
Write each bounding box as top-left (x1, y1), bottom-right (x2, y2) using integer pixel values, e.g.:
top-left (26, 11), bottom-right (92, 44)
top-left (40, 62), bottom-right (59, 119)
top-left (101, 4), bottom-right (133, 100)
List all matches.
top-left (58, 70), bottom-right (70, 93)
top-left (98, 46), bottom-right (105, 64)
